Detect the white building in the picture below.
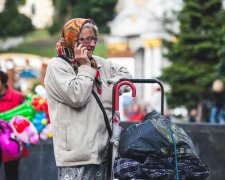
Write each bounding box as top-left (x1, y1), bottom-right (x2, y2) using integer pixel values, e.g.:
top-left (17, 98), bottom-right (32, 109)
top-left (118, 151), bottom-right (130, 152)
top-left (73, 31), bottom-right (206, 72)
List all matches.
top-left (19, 0), bottom-right (54, 29)
top-left (0, 0), bottom-right (54, 29)
top-left (106, 0), bottom-right (182, 106)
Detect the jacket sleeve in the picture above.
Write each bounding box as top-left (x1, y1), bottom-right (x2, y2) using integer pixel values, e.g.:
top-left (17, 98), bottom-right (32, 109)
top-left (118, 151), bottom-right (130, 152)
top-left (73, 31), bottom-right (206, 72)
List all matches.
top-left (44, 59), bottom-right (96, 108)
top-left (107, 60), bottom-right (132, 93)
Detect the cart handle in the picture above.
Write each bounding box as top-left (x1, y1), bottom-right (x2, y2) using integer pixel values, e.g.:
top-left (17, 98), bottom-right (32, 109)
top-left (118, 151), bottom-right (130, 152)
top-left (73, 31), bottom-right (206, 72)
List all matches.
top-left (114, 81), bottom-right (136, 111)
top-left (118, 78), bottom-right (164, 115)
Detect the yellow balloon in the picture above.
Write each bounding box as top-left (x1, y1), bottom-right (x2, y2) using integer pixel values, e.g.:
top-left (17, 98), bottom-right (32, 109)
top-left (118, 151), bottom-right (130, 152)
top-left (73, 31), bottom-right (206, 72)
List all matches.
top-left (39, 99), bottom-right (44, 105)
top-left (41, 119), bottom-right (47, 125)
top-left (48, 133), bottom-right (52, 138)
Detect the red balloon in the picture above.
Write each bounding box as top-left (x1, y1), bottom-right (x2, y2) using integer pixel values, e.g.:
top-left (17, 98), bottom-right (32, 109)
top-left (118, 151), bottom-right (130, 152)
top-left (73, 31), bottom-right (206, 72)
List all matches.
top-left (13, 117), bottom-right (30, 133)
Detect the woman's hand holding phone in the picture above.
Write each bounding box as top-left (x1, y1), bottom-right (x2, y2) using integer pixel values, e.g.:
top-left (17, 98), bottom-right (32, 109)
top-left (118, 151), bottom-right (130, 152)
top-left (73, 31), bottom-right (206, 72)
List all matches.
top-left (73, 42), bottom-right (91, 66)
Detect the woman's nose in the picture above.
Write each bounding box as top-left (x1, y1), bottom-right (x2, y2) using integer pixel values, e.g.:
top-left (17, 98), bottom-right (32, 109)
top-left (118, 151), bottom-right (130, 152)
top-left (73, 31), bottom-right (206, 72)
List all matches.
top-left (89, 40), bottom-right (97, 46)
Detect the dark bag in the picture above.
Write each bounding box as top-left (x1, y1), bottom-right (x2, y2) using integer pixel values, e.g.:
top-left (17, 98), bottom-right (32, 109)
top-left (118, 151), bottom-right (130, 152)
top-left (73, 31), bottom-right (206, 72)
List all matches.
top-left (118, 111), bottom-right (200, 161)
top-left (117, 111), bottom-right (209, 179)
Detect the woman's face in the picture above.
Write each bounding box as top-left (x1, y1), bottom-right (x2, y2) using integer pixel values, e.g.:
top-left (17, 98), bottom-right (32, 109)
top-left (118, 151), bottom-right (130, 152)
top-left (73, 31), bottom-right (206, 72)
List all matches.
top-left (78, 27), bottom-right (97, 58)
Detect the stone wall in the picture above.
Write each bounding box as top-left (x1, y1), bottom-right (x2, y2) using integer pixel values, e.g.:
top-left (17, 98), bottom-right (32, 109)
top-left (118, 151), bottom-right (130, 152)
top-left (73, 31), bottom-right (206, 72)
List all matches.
top-left (177, 123), bottom-right (225, 180)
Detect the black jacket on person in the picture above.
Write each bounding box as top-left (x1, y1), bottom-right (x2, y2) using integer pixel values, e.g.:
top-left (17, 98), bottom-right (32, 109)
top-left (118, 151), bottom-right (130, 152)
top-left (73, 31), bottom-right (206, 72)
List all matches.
top-left (213, 92), bottom-right (224, 108)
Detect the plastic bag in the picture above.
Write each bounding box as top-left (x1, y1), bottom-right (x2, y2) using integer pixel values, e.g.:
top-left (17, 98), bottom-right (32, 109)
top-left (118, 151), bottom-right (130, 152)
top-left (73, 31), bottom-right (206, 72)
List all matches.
top-left (118, 111), bottom-right (199, 161)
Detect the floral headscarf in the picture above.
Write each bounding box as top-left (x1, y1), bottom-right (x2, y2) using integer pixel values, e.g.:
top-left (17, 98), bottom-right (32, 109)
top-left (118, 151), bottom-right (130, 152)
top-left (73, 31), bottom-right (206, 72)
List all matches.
top-left (56, 18), bottom-right (96, 58)
top-left (56, 18), bottom-right (102, 94)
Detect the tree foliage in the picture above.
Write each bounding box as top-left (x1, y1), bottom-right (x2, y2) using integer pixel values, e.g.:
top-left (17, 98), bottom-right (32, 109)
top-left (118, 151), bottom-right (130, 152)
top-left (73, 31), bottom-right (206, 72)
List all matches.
top-left (48, 0), bottom-right (117, 35)
top-left (216, 9), bottom-right (225, 78)
top-left (0, 0), bottom-right (33, 37)
top-left (160, 0), bottom-right (224, 110)
top-left (48, 0), bottom-right (68, 35)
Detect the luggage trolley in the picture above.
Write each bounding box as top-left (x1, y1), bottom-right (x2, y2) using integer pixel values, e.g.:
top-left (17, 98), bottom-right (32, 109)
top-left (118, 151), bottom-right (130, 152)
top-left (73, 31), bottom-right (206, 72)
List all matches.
top-left (111, 78), bottom-right (165, 179)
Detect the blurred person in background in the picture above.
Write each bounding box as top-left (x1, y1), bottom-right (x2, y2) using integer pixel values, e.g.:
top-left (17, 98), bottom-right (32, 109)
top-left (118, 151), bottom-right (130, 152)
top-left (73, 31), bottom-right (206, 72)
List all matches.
top-left (44, 18), bottom-right (132, 179)
top-left (210, 78), bottom-right (225, 124)
top-left (127, 102), bottom-right (145, 122)
top-left (150, 84), bottom-right (167, 114)
top-left (188, 108), bottom-right (197, 123)
top-left (0, 69), bottom-right (29, 180)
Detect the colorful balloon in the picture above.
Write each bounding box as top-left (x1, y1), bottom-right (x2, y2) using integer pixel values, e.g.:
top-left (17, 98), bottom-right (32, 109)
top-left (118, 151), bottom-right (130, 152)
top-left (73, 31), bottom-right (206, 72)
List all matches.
top-left (0, 120), bottom-right (23, 159)
top-left (40, 124), bottom-right (52, 140)
top-left (31, 96), bottom-right (50, 122)
top-left (31, 96), bottom-right (48, 112)
top-left (0, 103), bottom-right (35, 122)
top-left (32, 112), bottom-right (48, 132)
top-left (9, 116), bottom-right (39, 144)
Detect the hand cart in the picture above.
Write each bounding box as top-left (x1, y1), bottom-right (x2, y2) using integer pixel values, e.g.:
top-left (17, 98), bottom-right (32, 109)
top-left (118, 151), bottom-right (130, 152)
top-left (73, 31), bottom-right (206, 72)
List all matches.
top-left (111, 78), bottom-right (165, 179)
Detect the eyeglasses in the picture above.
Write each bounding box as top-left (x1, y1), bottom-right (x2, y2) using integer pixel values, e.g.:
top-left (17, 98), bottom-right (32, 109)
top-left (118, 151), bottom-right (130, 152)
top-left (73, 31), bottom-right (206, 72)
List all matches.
top-left (78, 37), bottom-right (98, 43)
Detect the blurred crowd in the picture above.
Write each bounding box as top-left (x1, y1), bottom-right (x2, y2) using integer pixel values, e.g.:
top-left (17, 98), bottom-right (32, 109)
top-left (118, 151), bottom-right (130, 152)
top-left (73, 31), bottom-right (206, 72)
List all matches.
top-left (121, 79), bottom-right (225, 125)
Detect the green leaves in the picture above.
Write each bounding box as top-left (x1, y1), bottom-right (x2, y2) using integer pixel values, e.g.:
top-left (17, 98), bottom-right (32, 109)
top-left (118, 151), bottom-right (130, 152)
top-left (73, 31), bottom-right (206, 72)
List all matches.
top-left (160, 0), bottom-right (224, 110)
top-left (48, 0), bottom-right (117, 35)
top-left (0, 0), bottom-right (33, 37)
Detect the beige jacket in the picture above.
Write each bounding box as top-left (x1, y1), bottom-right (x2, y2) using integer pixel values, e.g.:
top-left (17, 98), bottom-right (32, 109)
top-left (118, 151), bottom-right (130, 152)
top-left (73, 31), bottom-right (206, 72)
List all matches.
top-left (44, 55), bottom-right (132, 166)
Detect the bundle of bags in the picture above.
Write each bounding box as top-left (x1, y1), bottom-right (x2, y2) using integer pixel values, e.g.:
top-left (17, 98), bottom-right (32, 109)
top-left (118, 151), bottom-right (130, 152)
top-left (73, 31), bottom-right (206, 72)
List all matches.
top-left (113, 111), bottom-right (209, 180)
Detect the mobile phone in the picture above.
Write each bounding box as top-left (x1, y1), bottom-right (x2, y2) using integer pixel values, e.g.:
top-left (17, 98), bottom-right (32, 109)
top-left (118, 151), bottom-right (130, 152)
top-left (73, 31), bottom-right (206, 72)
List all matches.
top-left (75, 39), bottom-right (80, 47)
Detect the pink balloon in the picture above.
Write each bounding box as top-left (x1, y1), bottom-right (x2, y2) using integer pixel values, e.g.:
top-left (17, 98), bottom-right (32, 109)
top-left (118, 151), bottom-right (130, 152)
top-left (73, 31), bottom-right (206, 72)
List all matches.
top-left (9, 116), bottom-right (39, 144)
top-left (0, 120), bottom-right (23, 159)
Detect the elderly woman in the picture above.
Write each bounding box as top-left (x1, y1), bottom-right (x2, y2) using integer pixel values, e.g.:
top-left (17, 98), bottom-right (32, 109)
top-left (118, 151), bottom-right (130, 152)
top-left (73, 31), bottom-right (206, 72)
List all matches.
top-left (44, 18), bottom-right (132, 179)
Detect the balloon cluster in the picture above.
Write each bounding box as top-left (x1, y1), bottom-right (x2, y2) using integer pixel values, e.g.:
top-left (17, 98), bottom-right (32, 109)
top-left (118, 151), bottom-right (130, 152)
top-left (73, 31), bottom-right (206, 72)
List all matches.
top-left (0, 93), bottom-right (53, 159)
top-left (32, 112), bottom-right (48, 132)
top-left (40, 124), bottom-right (52, 140)
top-left (30, 96), bottom-right (50, 136)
